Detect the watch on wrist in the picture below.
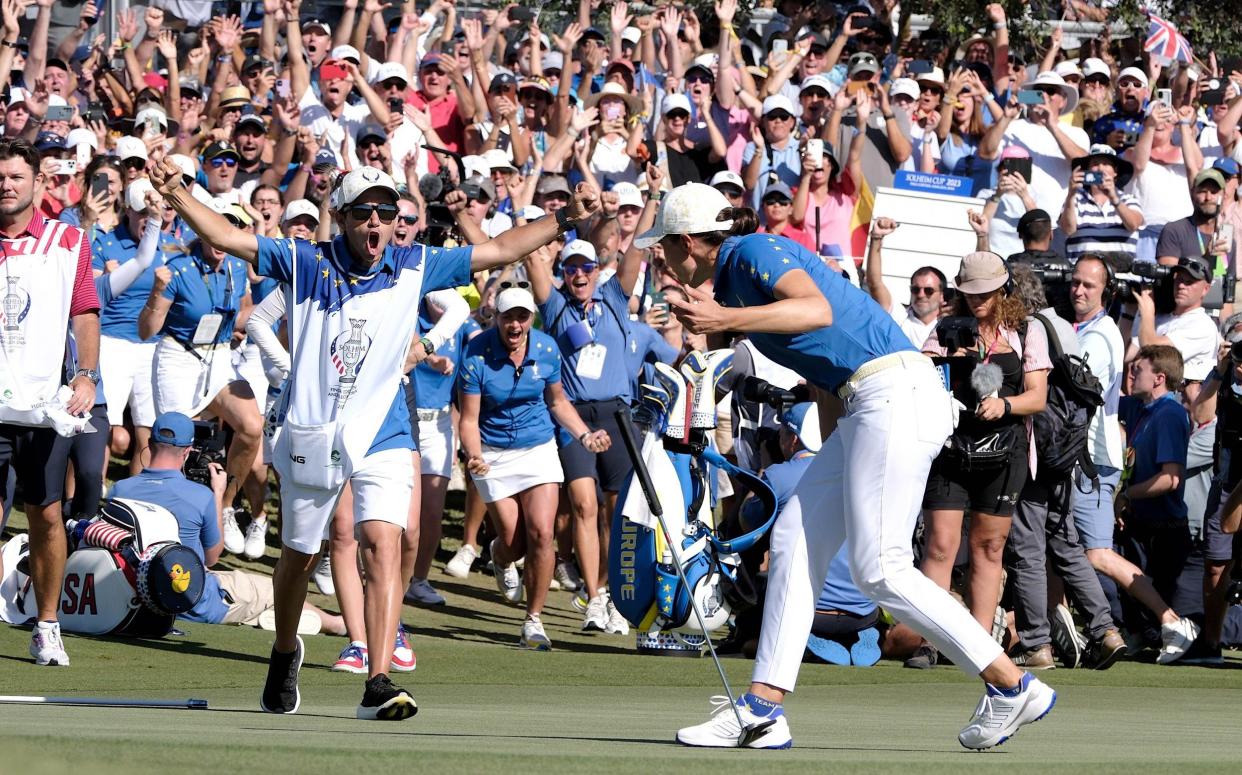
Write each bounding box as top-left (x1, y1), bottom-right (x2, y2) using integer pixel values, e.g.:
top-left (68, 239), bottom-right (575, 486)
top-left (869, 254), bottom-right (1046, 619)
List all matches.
top-left (75, 368), bottom-right (100, 386)
top-left (419, 337), bottom-right (435, 355)
top-left (555, 206), bottom-right (578, 234)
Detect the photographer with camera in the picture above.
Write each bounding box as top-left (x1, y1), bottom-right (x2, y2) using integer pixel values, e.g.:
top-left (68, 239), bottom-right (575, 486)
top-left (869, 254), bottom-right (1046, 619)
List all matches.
top-left (913, 252), bottom-right (1050, 669)
top-left (1060, 144), bottom-right (1144, 260)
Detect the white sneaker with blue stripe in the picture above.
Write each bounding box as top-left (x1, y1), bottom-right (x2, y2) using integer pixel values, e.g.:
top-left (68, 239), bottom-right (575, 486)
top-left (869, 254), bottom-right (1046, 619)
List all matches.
top-left (676, 693), bottom-right (793, 749)
top-left (958, 672), bottom-right (1056, 750)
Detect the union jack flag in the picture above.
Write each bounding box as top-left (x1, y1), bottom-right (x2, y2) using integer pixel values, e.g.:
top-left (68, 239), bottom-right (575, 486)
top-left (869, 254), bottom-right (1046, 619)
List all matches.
top-left (1145, 14), bottom-right (1193, 64)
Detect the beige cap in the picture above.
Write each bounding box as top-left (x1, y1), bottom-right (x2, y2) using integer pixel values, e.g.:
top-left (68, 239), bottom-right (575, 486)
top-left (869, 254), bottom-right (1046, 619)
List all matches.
top-left (955, 251), bottom-right (1009, 295)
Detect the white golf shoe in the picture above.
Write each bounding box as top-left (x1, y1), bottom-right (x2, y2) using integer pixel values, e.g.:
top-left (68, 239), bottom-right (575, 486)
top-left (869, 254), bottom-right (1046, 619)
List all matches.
top-left (676, 694), bottom-right (792, 749)
top-left (958, 672), bottom-right (1056, 750)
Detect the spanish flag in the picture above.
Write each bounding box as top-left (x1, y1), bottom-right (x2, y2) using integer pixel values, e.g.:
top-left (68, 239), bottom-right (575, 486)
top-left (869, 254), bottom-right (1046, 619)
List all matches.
top-left (848, 177), bottom-right (875, 267)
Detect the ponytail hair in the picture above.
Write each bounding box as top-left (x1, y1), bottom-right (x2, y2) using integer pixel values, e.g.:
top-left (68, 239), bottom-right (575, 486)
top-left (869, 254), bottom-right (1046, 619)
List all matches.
top-left (697, 206), bottom-right (758, 247)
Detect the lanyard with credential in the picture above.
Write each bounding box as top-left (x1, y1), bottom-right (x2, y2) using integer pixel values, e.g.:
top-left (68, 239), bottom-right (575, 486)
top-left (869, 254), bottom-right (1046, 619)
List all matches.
top-left (196, 255), bottom-right (236, 312)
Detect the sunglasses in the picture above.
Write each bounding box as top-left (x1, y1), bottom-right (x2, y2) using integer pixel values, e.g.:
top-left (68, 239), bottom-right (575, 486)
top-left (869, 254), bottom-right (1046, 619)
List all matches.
top-left (562, 262), bottom-right (598, 275)
top-left (686, 74), bottom-right (713, 84)
top-left (666, 110), bottom-right (690, 121)
top-left (766, 111), bottom-right (794, 122)
top-left (209, 157), bottom-right (238, 168)
top-left (500, 280), bottom-right (531, 290)
top-left (122, 158), bottom-right (146, 170)
top-left (398, 214), bottom-right (418, 225)
top-left (763, 198), bottom-right (791, 206)
top-left (921, 85), bottom-right (944, 94)
top-left (909, 285), bottom-right (939, 296)
top-left (348, 203), bottom-right (399, 222)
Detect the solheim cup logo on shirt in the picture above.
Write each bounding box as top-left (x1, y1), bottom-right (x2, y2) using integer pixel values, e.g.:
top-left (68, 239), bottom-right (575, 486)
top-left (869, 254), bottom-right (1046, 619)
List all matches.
top-left (0, 276), bottom-right (31, 347)
top-left (329, 318), bottom-right (371, 406)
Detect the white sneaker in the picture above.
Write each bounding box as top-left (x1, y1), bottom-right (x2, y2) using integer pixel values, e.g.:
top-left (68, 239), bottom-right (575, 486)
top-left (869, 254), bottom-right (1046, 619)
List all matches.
top-left (582, 594), bottom-right (609, 632)
top-left (1157, 617), bottom-right (1201, 665)
top-left (520, 616), bottom-right (552, 651)
top-left (676, 695), bottom-right (793, 749)
top-left (243, 516), bottom-right (268, 560)
top-left (958, 673), bottom-right (1057, 749)
top-left (605, 597), bottom-right (630, 635)
top-left (554, 559), bottom-right (583, 592)
top-left (312, 555), bottom-right (335, 596)
top-left (444, 544), bottom-right (479, 579)
top-left (30, 621), bottom-right (69, 666)
top-left (222, 507), bottom-right (245, 555)
top-left (404, 577), bottom-right (446, 606)
top-left (491, 540), bottom-right (522, 604)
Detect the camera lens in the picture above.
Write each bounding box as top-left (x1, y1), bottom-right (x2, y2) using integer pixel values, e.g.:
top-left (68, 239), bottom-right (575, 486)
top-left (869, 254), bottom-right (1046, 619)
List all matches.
top-left (1231, 340), bottom-right (1242, 363)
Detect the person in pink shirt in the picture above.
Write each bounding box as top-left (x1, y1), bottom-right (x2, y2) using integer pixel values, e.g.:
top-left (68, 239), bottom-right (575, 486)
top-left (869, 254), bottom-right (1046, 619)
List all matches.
top-left (409, 54), bottom-right (476, 172)
top-left (757, 181), bottom-right (815, 252)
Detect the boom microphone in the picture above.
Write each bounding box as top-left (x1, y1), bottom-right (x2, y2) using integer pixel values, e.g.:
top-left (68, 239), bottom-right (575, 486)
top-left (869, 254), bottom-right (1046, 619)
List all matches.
top-left (417, 173), bottom-right (444, 203)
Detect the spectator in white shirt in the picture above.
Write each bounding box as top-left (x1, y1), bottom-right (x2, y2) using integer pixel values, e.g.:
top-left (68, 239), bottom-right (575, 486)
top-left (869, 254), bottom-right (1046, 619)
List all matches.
top-left (864, 218), bottom-right (944, 348)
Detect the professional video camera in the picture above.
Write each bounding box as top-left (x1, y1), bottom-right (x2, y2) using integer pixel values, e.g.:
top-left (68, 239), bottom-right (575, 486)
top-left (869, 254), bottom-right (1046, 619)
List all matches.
top-left (935, 316), bottom-right (980, 352)
top-left (416, 144), bottom-right (477, 246)
top-left (1114, 261), bottom-right (1173, 299)
top-left (741, 376), bottom-right (810, 410)
top-left (183, 420), bottom-right (226, 488)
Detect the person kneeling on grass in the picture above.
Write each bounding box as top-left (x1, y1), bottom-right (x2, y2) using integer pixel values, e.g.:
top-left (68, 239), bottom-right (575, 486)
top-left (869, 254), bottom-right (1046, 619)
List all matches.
top-left (108, 412), bottom-right (344, 636)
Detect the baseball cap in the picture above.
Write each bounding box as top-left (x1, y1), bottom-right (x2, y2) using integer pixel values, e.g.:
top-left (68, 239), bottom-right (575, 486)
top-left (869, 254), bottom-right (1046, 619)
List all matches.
top-left (1176, 256), bottom-right (1212, 281)
top-left (6, 87), bottom-right (27, 107)
top-left (762, 94), bottom-right (798, 117)
top-left (889, 77), bottom-right (920, 101)
top-left (218, 85), bottom-right (251, 108)
top-left (419, 54), bottom-right (444, 71)
top-left (236, 113), bottom-right (267, 133)
top-left (313, 148), bottom-right (337, 169)
top-left (374, 61), bottom-right (409, 85)
top-left (151, 412), bottom-right (194, 447)
top-left (518, 205), bottom-right (546, 221)
top-left (662, 92), bottom-right (692, 116)
top-left (536, 175), bottom-right (572, 197)
top-left (1081, 58), bottom-right (1110, 80)
top-left (202, 141), bottom-right (240, 162)
top-left (848, 52), bottom-right (880, 79)
top-left (45, 57), bottom-right (69, 72)
top-left (780, 402), bottom-right (822, 453)
top-left (282, 199), bottom-right (320, 225)
top-left (761, 181), bottom-right (794, 202)
top-left (800, 74), bottom-right (836, 96)
top-left (634, 183), bottom-right (733, 249)
top-left (955, 251), bottom-right (1009, 295)
top-left (561, 239), bottom-right (597, 262)
top-left (481, 148), bottom-right (516, 172)
top-left (301, 17), bottom-right (330, 35)
top-left (242, 55), bottom-right (273, 74)
top-left (460, 154), bottom-right (489, 181)
top-left (582, 27), bottom-right (607, 43)
top-left (125, 178), bottom-right (156, 212)
top-left (34, 132), bottom-right (66, 152)
top-left (496, 286), bottom-right (537, 314)
top-left (331, 167), bottom-right (399, 210)
top-left (331, 45), bottom-right (362, 63)
top-left (167, 154), bottom-right (197, 182)
top-left (797, 31), bottom-right (830, 50)
top-left (489, 72), bottom-right (519, 93)
top-left (708, 170), bottom-right (745, 192)
top-left (66, 128), bottom-right (97, 151)
top-left (1195, 168), bottom-right (1227, 190)
top-left (612, 182), bottom-right (642, 209)
top-left (1117, 66), bottom-right (1149, 88)
top-left (1054, 59), bottom-right (1082, 79)
top-left (357, 124), bottom-right (388, 145)
top-left (178, 77), bottom-right (202, 96)
top-left (621, 27), bottom-right (641, 46)
top-left (115, 135), bottom-right (148, 162)
top-left (1213, 157), bottom-right (1241, 178)
top-left (542, 51), bottom-right (564, 72)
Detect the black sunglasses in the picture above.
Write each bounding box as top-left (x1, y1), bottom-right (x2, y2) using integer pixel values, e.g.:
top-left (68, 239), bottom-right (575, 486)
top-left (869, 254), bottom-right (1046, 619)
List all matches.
top-left (348, 203), bottom-right (399, 222)
top-left (398, 214), bottom-right (418, 225)
top-left (909, 285), bottom-right (939, 296)
top-left (500, 280), bottom-right (531, 290)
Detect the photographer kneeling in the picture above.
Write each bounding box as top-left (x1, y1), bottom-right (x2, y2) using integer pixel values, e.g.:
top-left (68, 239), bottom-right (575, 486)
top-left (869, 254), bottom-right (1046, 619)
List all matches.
top-left (910, 252), bottom-right (1050, 669)
top-left (108, 412), bottom-right (344, 635)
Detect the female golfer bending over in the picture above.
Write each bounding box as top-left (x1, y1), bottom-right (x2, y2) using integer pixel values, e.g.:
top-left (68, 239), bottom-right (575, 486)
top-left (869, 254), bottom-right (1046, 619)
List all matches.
top-left (639, 183), bottom-right (1055, 750)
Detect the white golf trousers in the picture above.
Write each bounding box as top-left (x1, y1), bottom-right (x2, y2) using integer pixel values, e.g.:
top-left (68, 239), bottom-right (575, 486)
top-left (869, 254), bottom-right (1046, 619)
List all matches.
top-left (752, 356), bottom-right (1005, 692)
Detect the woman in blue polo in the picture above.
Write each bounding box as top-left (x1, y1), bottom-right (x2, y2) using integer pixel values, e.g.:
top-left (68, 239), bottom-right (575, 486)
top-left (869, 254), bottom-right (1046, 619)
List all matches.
top-left (641, 183), bottom-right (1054, 752)
top-left (458, 285), bottom-right (610, 652)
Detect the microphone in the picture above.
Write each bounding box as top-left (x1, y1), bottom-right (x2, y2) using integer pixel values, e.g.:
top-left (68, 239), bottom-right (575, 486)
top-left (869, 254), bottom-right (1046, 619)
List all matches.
top-left (418, 173), bottom-right (444, 203)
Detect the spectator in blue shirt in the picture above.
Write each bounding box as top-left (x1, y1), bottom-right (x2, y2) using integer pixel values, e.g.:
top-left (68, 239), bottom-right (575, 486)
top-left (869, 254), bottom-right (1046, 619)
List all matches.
top-left (458, 286), bottom-right (610, 651)
top-left (1117, 344), bottom-right (1200, 663)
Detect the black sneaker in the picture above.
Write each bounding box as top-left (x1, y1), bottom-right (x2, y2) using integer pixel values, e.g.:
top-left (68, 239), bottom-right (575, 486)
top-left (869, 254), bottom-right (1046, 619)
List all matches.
top-left (260, 635), bottom-right (303, 714)
top-left (1177, 636), bottom-right (1224, 666)
top-left (904, 642), bottom-right (938, 669)
top-left (356, 673), bottom-right (418, 721)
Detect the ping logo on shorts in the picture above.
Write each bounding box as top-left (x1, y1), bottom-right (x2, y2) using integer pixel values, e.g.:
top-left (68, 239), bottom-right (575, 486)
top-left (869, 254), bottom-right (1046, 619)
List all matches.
top-left (290, 453), bottom-right (307, 464)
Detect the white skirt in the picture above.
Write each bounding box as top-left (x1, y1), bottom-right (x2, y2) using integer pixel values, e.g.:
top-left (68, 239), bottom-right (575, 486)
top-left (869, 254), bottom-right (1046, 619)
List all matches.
top-left (417, 410), bottom-right (454, 479)
top-left (152, 336), bottom-right (242, 417)
top-left (472, 438), bottom-right (564, 503)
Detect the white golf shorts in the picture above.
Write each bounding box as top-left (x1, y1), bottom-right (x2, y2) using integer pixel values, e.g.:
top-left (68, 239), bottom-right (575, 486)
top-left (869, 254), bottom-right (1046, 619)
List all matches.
top-left (280, 448), bottom-right (414, 555)
top-left (99, 335), bottom-right (157, 427)
top-left (416, 410), bottom-right (454, 479)
top-left (152, 336), bottom-right (244, 417)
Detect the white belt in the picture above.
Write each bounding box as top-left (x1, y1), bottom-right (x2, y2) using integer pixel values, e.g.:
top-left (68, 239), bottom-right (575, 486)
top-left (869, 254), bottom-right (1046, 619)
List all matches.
top-left (836, 351), bottom-right (931, 400)
top-left (166, 335), bottom-right (229, 352)
top-left (416, 408), bottom-right (450, 421)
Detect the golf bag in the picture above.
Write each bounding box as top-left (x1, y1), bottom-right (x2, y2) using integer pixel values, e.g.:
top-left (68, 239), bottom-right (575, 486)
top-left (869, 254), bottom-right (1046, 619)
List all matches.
top-left (0, 498), bottom-right (205, 637)
top-left (609, 350), bottom-right (780, 640)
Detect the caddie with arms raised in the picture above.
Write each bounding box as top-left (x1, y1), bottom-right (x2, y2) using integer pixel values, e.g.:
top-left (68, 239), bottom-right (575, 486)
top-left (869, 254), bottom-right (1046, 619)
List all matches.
top-left (148, 156), bottom-right (600, 721)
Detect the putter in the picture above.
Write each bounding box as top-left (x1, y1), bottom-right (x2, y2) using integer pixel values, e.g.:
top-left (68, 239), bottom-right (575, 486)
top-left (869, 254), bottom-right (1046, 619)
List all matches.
top-left (613, 410), bottom-right (774, 748)
top-left (0, 695), bottom-right (208, 709)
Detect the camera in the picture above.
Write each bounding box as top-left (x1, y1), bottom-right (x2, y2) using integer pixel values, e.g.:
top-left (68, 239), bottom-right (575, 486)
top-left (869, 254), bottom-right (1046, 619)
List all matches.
top-left (1231, 339), bottom-right (1242, 363)
top-left (1114, 262), bottom-right (1173, 299)
top-left (1084, 171), bottom-right (1104, 186)
top-left (936, 316), bottom-right (979, 352)
top-left (741, 376), bottom-right (810, 410)
top-left (1029, 261), bottom-right (1073, 284)
top-left (183, 420), bottom-right (226, 488)
top-left (508, 7), bottom-right (537, 23)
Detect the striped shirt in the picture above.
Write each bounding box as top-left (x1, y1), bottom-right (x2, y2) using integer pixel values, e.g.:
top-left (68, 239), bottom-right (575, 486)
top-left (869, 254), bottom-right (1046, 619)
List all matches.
top-left (1066, 190), bottom-right (1143, 259)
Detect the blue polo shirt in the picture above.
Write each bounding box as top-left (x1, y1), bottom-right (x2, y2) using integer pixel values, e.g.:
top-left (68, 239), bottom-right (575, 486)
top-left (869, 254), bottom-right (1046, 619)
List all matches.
top-left (106, 468), bottom-right (230, 625)
top-left (741, 141), bottom-right (802, 211)
top-left (459, 326), bottom-right (562, 449)
top-left (413, 310), bottom-right (478, 411)
top-left (1119, 393), bottom-right (1190, 523)
top-left (538, 275), bottom-right (632, 403)
top-left (92, 223), bottom-right (169, 343)
top-left (160, 250), bottom-right (250, 346)
top-left (713, 233), bottom-right (913, 392)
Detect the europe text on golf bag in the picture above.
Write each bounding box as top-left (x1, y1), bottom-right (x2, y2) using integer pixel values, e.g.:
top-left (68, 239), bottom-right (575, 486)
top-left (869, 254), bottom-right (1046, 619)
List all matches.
top-left (608, 349), bottom-right (779, 638)
top-left (0, 498), bottom-right (204, 637)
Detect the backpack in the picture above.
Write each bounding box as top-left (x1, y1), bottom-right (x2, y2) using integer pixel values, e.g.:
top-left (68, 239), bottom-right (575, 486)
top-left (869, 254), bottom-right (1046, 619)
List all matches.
top-left (1026, 313), bottom-right (1104, 481)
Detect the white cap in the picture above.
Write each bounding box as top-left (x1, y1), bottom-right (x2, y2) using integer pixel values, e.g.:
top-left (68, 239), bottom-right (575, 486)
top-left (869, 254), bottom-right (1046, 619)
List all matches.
top-left (282, 199), bottom-right (320, 224)
top-left (115, 135), bottom-right (149, 162)
top-left (612, 181), bottom-right (642, 209)
top-left (799, 74), bottom-right (837, 96)
top-left (1081, 58), bottom-right (1110, 79)
top-left (373, 61), bottom-right (410, 85)
top-left (126, 178), bottom-right (156, 212)
top-left (662, 92), bottom-right (692, 116)
top-left (331, 45), bottom-right (362, 62)
top-left (916, 66), bottom-right (945, 87)
top-left (167, 153), bottom-right (197, 180)
top-left (634, 183), bottom-right (732, 249)
top-left (542, 51), bottom-right (564, 72)
top-left (889, 77), bottom-right (920, 101)
top-left (561, 239), bottom-right (597, 262)
top-left (481, 148), bottom-right (516, 172)
top-left (496, 286), bottom-right (537, 314)
top-left (461, 154), bottom-right (489, 181)
top-left (708, 170), bottom-right (745, 191)
top-left (518, 205), bottom-right (546, 221)
top-left (621, 26), bottom-right (642, 46)
top-left (1028, 71), bottom-right (1079, 114)
top-left (761, 94), bottom-right (798, 117)
top-left (6, 87), bottom-right (26, 107)
top-left (330, 167), bottom-right (398, 210)
top-left (1118, 66), bottom-right (1149, 88)
top-left (66, 128), bottom-right (97, 150)
top-left (134, 105), bottom-right (169, 128)
top-left (1054, 59), bottom-right (1082, 79)
top-left (206, 197), bottom-right (233, 215)
top-left (47, 94), bottom-right (68, 108)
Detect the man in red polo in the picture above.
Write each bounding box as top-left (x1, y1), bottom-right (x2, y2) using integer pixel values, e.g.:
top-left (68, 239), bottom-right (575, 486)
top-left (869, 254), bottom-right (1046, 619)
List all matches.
top-left (0, 137), bottom-right (99, 667)
top-left (409, 54), bottom-right (476, 173)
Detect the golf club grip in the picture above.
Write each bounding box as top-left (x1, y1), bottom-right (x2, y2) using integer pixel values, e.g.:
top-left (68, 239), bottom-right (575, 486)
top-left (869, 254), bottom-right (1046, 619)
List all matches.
top-left (613, 408), bottom-right (663, 517)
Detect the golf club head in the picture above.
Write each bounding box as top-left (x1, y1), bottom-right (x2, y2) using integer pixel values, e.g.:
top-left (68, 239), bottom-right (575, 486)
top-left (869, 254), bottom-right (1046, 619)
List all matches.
top-left (737, 717), bottom-right (778, 747)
